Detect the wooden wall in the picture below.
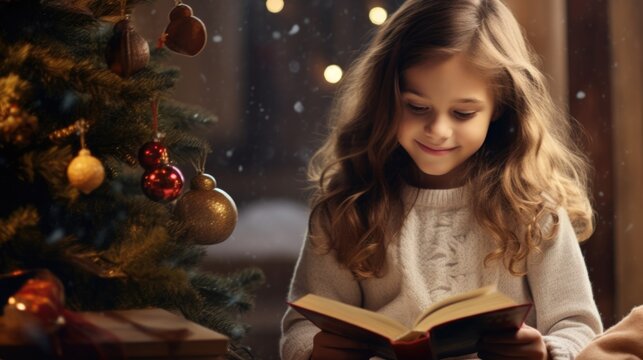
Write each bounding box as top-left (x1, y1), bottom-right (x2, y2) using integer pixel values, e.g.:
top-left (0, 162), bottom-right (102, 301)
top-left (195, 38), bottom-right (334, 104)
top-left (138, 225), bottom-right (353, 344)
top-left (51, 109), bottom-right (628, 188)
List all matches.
top-left (609, 0), bottom-right (643, 318)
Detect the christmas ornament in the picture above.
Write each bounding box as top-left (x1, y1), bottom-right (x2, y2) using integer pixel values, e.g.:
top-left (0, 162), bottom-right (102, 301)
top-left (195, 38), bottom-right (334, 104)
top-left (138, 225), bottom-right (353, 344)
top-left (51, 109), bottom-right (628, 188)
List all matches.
top-left (139, 100), bottom-right (184, 202)
top-left (67, 149), bottom-right (105, 194)
top-left (141, 164), bottom-right (184, 202)
top-left (138, 140), bottom-right (169, 169)
top-left (1, 269), bottom-right (66, 336)
top-left (106, 14), bottom-right (150, 77)
top-left (0, 74), bottom-right (38, 148)
top-left (162, 2), bottom-right (207, 56)
top-left (175, 172), bottom-right (238, 245)
top-left (66, 119), bottom-right (105, 194)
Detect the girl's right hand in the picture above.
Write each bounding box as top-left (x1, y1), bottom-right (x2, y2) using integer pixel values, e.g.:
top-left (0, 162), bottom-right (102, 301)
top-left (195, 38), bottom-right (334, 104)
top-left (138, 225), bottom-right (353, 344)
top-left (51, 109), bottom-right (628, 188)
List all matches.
top-left (311, 331), bottom-right (374, 360)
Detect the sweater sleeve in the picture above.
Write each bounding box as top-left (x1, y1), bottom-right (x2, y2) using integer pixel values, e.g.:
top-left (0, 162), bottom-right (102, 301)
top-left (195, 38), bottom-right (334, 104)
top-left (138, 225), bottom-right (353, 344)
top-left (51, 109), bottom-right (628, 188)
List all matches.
top-left (526, 208), bottom-right (603, 360)
top-left (279, 232), bottom-right (362, 360)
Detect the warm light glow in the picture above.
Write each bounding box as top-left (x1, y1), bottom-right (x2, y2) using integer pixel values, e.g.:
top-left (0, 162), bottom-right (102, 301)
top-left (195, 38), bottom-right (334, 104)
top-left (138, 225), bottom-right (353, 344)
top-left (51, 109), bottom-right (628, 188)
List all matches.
top-left (369, 7), bottom-right (388, 25)
top-left (324, 65), bottom-right (343, 84)
top-left (16, 302), bottom-right (27, 311)
top-left (266, 0), bottom-right (284, 13)
top-left (7, 297), bottom-right (16, 305)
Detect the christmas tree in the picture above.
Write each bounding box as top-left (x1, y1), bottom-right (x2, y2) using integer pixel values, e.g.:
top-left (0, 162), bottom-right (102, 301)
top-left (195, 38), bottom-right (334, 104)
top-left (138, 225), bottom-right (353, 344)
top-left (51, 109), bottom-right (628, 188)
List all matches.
top-left (0, 0), bottom-right (263, 356)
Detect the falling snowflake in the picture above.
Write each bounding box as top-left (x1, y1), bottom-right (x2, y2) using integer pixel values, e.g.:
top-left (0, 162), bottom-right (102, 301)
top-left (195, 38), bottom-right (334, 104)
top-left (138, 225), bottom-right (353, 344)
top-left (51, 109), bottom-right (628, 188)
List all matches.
top-left (289, 61), bottom-right (300, 73)
top-left (288, 24), bottom-right (300, 35)
top-left (293, 101), bottom-right (304, 113)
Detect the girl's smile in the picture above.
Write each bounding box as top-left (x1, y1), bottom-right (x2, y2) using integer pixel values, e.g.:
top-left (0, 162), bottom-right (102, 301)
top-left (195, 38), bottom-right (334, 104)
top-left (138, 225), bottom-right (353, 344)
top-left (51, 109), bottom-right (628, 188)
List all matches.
top-left (415, 141), bottom-right (458, 155)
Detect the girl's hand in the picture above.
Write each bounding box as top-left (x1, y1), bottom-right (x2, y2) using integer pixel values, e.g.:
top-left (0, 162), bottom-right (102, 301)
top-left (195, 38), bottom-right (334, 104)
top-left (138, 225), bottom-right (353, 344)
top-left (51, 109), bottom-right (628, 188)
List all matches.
top-left (311, 331), bottom-right (374, 360)
top-left (477, 324), bottom-right (550, 360)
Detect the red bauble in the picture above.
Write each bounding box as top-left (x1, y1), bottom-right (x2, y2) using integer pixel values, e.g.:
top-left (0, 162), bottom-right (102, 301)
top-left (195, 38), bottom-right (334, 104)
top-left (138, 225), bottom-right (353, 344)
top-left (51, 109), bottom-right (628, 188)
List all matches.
top-left (138, 141), bottom-right (169, 169)
top-left (164, 4), bottom-right (207, 56)
top-left (141, 164), bottom-right (184, 202)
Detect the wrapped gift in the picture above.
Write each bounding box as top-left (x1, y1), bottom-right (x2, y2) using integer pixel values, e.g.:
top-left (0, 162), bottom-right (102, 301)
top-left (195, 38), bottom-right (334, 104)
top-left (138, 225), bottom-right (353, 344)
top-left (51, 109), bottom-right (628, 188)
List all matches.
top-left (1, 308), bottom-right (229, 359)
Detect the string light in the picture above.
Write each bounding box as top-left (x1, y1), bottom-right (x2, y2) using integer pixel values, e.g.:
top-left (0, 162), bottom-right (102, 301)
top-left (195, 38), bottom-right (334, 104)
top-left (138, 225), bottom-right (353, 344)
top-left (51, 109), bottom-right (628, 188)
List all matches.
top-left (266, 0), bottom-right (284, 13)
top-left (369, 7), bottom-right (388, 25)
top-left (324, 65), bottom-right (343, 84)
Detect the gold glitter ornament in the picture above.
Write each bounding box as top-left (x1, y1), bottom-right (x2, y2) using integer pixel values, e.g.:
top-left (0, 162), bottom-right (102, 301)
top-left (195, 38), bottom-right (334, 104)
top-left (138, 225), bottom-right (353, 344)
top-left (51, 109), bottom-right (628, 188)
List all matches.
top-left (67, 149), bottom-right (105, 194)
top-left (174, 173), bottom-right (238, 245)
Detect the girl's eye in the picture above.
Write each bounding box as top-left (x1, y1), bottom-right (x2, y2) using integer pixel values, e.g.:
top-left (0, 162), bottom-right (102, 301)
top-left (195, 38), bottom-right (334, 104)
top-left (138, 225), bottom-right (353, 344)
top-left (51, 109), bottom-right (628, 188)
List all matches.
top-left (406, 103), bottom-right (430, 114)
top-left (453, 110), bottom-right (476, 120)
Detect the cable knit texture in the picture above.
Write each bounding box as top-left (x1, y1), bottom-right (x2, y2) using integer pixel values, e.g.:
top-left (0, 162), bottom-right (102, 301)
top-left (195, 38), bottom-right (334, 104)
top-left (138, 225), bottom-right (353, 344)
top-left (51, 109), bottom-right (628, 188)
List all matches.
top-left (280, 186), bottom-right (603, 359)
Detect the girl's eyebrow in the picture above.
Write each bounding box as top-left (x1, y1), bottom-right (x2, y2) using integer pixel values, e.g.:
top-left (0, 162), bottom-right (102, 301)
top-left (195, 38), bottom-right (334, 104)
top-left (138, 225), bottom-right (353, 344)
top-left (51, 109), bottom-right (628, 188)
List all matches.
top-left (401, 89), bottom-right (485, 105)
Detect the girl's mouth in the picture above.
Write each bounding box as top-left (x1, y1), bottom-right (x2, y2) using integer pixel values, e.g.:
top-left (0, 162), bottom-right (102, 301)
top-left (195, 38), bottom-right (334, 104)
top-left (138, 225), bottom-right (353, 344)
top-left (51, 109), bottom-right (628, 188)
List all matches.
top-left (416, 141), bottom-right (457, 155)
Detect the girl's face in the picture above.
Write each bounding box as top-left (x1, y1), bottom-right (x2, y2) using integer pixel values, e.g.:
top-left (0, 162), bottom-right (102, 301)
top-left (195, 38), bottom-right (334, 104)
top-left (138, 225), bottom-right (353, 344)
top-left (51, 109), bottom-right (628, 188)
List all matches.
top-left (396, 53), bottom-right (495, 189)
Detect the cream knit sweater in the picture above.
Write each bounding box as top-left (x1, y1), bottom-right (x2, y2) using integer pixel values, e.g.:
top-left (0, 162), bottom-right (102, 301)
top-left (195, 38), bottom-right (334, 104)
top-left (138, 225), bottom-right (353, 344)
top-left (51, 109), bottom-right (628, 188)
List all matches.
top-left (280, 186), bottom-right (603, 359)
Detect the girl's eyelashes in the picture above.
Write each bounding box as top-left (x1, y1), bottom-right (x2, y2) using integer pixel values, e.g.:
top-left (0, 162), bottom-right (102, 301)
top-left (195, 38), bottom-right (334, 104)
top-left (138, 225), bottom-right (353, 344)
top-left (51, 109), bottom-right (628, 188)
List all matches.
top-left (405, 103), bottom-right (431, 114)
top-left (453, 110), bottom-right (477, 120)
top-left (404, 102), bottom-right (478, 120)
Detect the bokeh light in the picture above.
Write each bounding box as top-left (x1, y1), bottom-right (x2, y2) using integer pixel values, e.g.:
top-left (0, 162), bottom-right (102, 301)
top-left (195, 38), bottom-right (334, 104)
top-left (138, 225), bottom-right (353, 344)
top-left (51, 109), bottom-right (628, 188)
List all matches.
top-left (266, 0), bottom-right (284, 13)
top-left (369, 7), bottom-right (388, 25)
top-left (324, 65), bottom-right (343, 84)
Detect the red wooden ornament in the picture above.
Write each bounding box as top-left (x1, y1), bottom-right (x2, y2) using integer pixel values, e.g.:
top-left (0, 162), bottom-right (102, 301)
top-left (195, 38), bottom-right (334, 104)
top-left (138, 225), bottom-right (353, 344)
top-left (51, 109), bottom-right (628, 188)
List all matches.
top-left (106, 18), bottom-right (150, 77)
top-left (164, 4), bottom-right (207, 56)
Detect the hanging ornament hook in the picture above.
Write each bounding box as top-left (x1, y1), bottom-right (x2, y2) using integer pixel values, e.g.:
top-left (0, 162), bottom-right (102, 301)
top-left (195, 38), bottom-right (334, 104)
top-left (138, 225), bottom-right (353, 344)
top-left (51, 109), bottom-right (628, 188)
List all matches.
top-left (120, 0), bottom-right (127, 19)
top-left (191, 147), bottom-right (207, 174)
top-left (151, 99), bottom-right (161, 139)
top-left (77, 118), bottom-right (89, 150)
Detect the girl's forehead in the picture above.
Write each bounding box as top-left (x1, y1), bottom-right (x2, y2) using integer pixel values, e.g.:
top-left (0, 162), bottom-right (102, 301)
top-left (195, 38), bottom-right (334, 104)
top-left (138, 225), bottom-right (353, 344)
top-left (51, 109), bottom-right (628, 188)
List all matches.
top-left (400, 54), bottom-right (494, 103)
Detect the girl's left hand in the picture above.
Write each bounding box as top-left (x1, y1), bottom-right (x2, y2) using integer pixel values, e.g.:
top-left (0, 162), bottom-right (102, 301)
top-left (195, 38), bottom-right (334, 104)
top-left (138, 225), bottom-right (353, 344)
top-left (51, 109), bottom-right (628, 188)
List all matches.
top-left (477, 324), bottom-right (549, 360)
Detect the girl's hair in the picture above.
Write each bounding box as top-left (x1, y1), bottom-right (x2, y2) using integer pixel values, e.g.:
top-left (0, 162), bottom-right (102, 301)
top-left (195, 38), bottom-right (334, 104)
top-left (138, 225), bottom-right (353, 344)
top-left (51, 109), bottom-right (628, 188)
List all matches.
top-left (307, 0), bottom-right (594, 278)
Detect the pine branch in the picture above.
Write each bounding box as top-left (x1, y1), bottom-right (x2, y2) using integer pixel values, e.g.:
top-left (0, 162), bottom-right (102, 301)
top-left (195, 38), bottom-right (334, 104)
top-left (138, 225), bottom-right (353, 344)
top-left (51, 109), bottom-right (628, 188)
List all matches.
top-left (0, 206), bottom-right (39, 244)
top-left (89, 0), bottom-right (153, 19)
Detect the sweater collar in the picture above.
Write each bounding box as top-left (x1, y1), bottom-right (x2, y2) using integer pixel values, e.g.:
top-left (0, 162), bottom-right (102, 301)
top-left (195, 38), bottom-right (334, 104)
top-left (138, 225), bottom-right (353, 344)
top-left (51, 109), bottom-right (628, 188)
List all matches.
top-left (402, 185), bottom-right (469, 209)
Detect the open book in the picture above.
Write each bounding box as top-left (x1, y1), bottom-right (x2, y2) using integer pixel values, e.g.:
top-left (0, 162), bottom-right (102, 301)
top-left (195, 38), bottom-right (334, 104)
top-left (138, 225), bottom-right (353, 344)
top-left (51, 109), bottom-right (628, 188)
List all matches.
top-left (289, 285), bottom-right (532, 360)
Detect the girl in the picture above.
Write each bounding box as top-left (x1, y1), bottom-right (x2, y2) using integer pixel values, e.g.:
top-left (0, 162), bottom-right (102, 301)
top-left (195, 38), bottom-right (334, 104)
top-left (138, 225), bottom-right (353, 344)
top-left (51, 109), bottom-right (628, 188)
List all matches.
top-left (281, 0), bottom-right (602, 359)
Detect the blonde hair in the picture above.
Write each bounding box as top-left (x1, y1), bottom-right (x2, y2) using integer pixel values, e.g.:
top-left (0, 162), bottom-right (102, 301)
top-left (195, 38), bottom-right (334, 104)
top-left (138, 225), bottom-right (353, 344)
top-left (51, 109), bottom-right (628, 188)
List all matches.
top-left (308, 0), bottom-right (594, 278)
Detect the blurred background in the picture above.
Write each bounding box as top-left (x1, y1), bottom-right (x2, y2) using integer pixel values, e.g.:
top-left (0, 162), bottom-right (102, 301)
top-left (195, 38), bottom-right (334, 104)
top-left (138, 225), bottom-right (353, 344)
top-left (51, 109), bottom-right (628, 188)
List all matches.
top-left (133, 1), bottom-right (643, 358)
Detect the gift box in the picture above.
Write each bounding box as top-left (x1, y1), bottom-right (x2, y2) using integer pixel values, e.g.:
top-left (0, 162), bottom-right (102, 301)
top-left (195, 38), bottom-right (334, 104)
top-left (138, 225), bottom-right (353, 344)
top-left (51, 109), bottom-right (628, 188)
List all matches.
top-left (0, 308), bottom-right (229, 359)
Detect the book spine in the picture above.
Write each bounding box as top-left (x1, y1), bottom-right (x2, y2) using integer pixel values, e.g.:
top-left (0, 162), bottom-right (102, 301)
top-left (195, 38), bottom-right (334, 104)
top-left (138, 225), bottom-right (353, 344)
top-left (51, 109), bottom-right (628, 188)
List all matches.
top-left (391, 336), bottom-right (433, 360)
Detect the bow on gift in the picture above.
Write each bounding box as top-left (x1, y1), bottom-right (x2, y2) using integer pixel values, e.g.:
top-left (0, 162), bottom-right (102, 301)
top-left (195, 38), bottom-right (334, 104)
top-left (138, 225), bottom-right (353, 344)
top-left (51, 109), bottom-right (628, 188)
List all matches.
top-left (0, 269), bottom-right (123, 359)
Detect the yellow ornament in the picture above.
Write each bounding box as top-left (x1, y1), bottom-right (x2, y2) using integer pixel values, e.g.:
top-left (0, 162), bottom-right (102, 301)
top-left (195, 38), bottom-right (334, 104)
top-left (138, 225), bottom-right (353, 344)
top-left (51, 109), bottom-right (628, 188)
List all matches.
top-left (174, 173), bottom-right (238, 245)
top-left (67, 149), bottom-right (105, 194)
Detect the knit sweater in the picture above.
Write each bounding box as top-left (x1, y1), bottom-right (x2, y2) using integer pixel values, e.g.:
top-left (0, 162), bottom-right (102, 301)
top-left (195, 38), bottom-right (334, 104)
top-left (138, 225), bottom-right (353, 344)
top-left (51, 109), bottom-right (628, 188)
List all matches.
top-left (280, 186), bottom-right (603, 360)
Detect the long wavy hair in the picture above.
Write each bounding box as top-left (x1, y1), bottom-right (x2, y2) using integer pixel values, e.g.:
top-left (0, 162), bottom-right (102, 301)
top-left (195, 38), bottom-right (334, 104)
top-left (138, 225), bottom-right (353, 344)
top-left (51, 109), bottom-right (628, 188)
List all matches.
top-left (307, 0), bottom-right (594, 279)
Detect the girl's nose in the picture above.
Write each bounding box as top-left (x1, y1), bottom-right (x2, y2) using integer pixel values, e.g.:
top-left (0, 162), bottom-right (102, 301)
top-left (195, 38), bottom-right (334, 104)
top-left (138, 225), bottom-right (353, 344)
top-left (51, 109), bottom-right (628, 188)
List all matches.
top-left (424, 114), bottom-right (452, 141)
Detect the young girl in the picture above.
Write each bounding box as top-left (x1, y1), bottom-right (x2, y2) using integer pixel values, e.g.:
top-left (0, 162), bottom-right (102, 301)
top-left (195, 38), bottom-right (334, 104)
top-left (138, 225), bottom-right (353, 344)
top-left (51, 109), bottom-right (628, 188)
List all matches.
top-left (281, 0), bottom-right (602, 359)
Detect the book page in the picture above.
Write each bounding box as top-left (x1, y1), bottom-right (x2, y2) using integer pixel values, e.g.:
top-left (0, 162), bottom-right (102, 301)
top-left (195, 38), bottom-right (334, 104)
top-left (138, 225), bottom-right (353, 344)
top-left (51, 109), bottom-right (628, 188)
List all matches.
top-left (412, 285), bottom-right (497, 327)
top-left (413, 291), bottom-right (519, 332)
top-left (291, 294), bottom-right (410, 340)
